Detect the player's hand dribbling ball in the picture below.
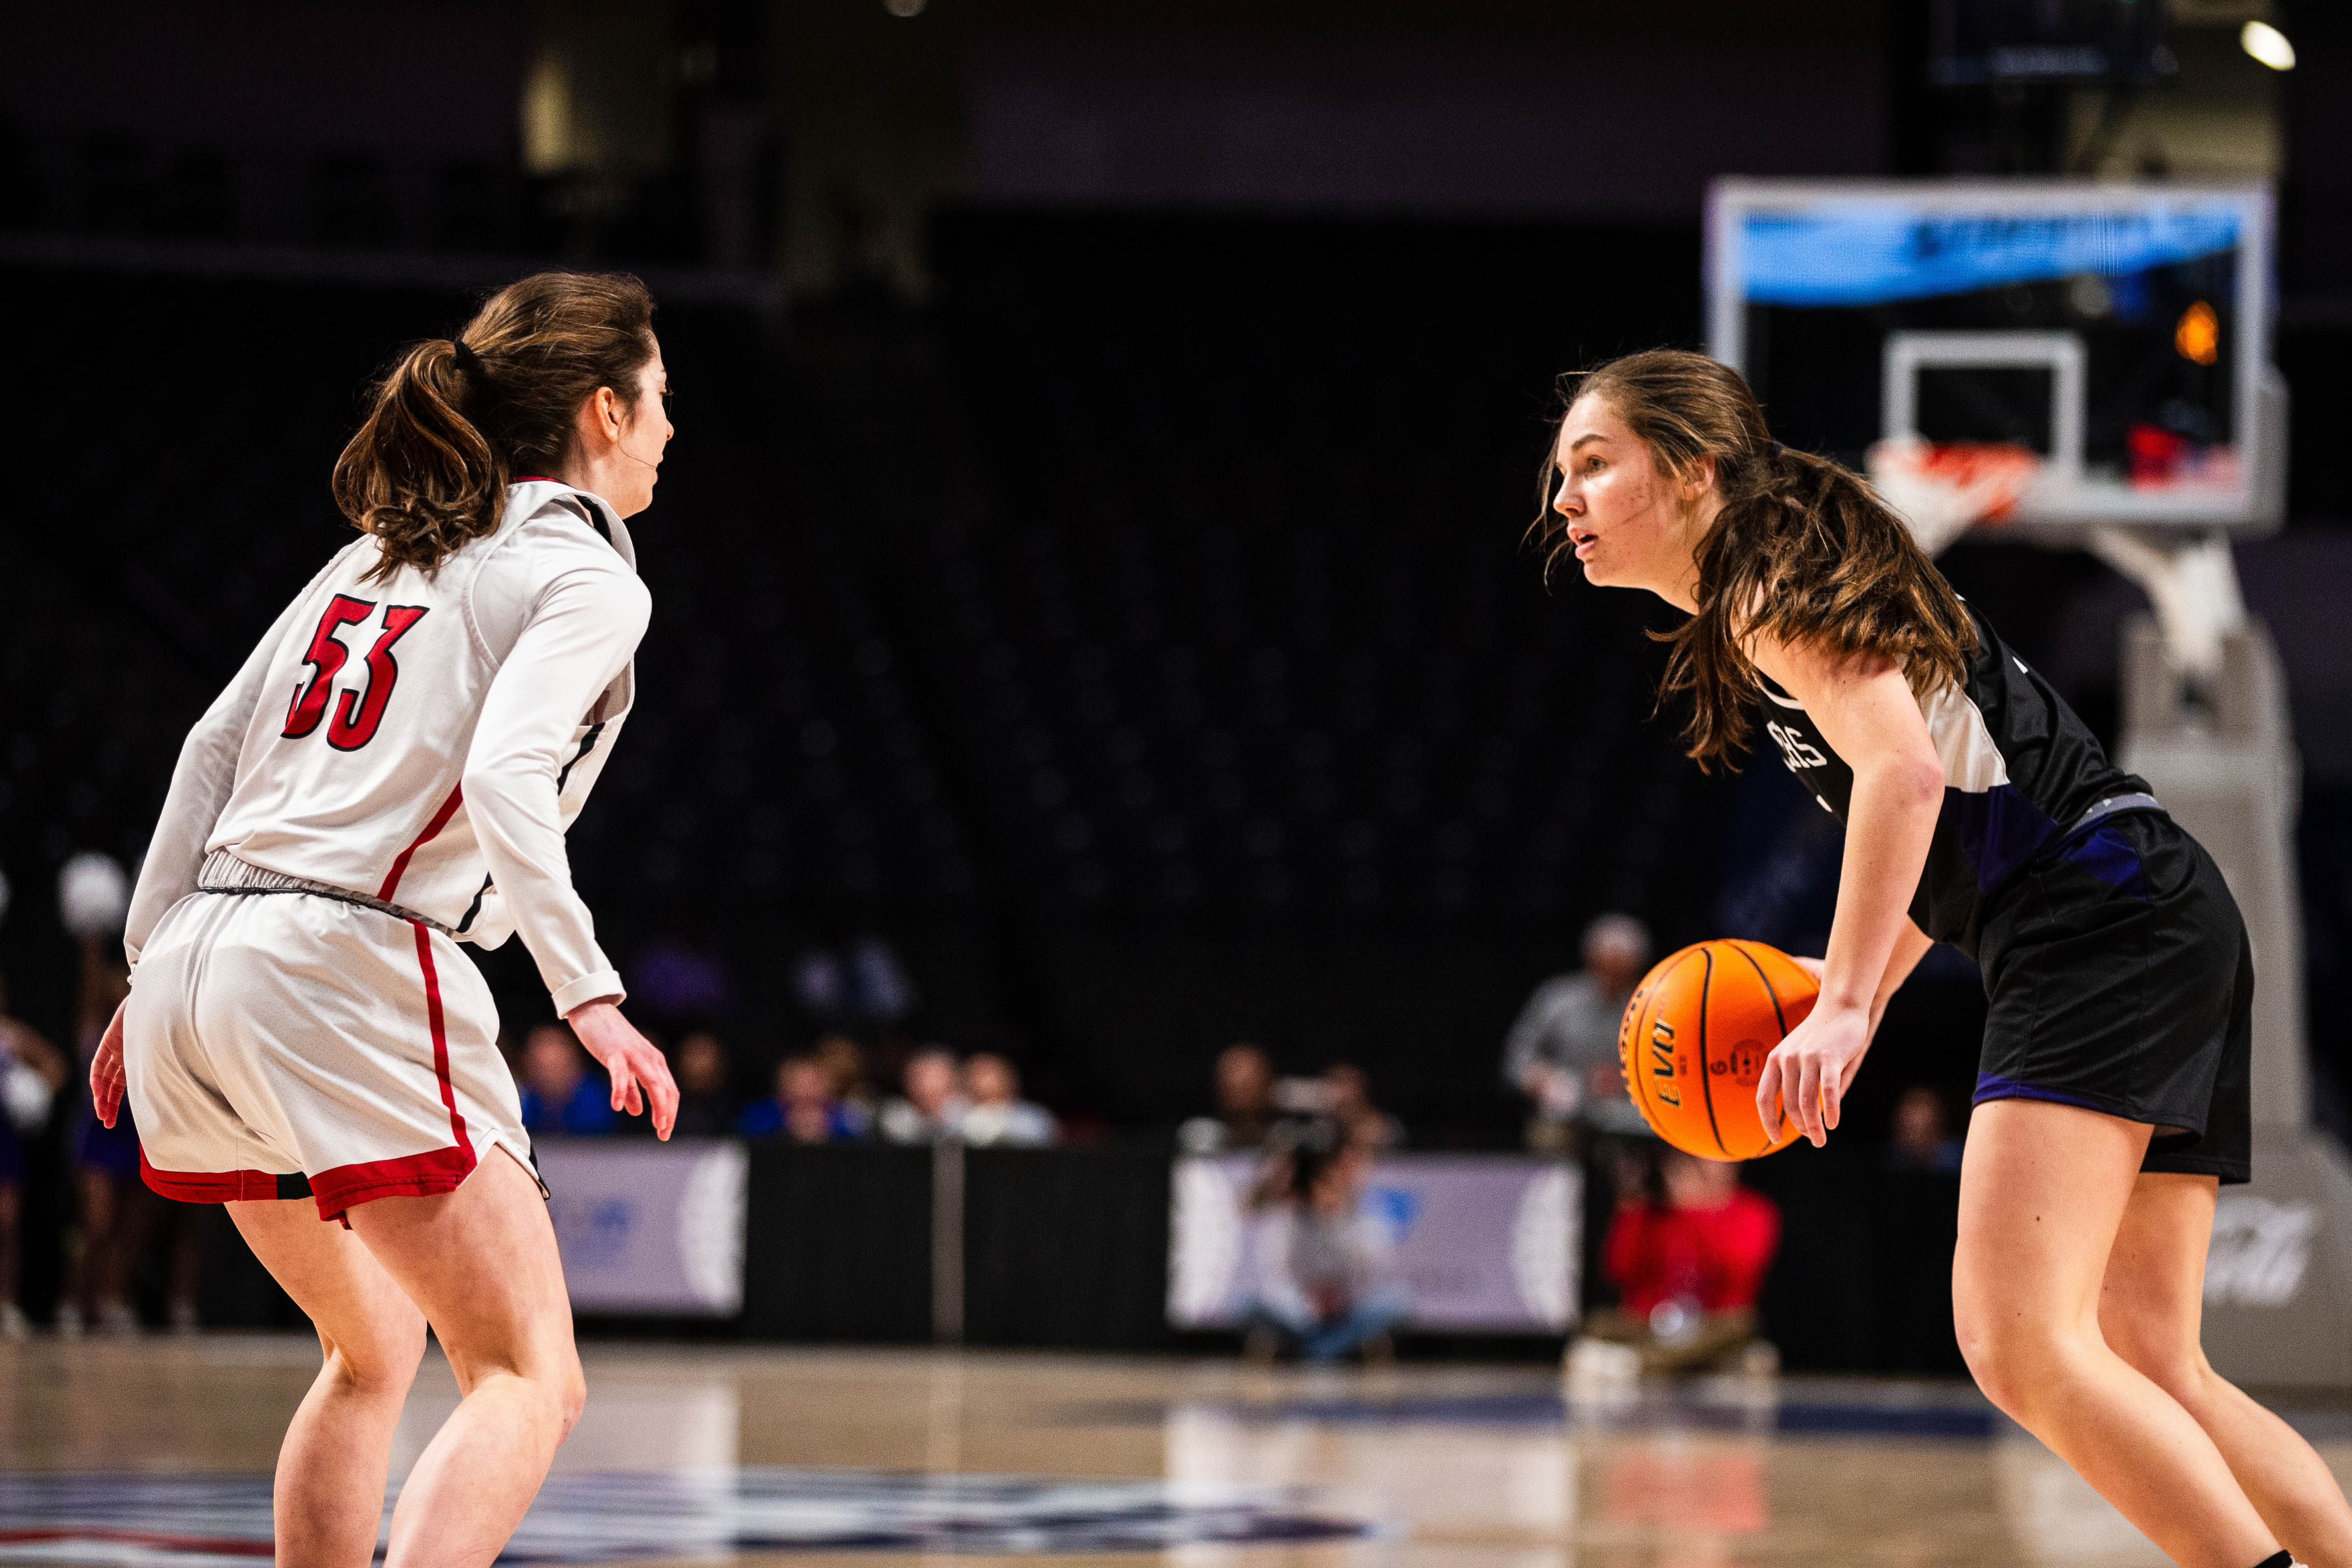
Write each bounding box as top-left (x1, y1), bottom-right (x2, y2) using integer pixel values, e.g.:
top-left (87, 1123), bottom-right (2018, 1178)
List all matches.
top-left (1616, 939), bottom-right (1818, 1160)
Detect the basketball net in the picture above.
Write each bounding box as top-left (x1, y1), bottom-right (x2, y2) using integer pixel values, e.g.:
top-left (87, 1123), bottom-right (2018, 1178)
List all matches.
top-left (1864, 436), bottom-right (2042, 560)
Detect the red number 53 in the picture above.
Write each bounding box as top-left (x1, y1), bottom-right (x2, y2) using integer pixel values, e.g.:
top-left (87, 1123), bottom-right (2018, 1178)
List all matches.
top-left (282, 594), bottom-right (428, 750)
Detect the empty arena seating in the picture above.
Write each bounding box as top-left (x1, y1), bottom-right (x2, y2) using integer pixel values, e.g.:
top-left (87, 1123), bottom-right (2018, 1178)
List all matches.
top-left (2, 215), bottom-right (1739, 1137)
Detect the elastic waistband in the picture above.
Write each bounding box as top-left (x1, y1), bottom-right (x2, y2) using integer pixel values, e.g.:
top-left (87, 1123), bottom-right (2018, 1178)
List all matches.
top-left (196, 850), bottom-right (451, 935)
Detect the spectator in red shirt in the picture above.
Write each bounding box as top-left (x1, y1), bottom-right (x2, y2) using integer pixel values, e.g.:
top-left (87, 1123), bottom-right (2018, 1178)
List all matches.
top-left (1576, 1150), bottom-right (1781, 1376)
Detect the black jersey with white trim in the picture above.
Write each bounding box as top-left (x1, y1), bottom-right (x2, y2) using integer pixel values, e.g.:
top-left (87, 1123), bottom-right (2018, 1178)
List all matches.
top-left (1754, 602), bottom-right (2150, 958)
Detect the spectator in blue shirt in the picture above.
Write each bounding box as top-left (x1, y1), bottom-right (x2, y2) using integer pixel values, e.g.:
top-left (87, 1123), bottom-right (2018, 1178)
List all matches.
top-left (739, 1056), bottom-right (862, 1143)
top-left (518, 1023), bottom-right (618, 1137)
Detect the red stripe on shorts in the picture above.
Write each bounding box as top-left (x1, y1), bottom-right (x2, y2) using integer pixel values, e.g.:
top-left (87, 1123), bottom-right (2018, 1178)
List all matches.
top-left (306, 921), bottom-right (478, 1222)
top-left (377, 783), bottom-right (464, 902)
top-left (137, 1148), bottom-right (286, 1204)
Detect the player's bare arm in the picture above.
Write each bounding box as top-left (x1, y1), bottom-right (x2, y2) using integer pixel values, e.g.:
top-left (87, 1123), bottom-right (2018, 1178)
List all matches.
top-left (1745, 632), bottom-right (1944, 1145)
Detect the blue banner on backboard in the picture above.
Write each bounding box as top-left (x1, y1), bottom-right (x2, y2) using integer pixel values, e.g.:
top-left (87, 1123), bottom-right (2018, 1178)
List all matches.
top-left (1742, 202), bottom-right (2242, 307)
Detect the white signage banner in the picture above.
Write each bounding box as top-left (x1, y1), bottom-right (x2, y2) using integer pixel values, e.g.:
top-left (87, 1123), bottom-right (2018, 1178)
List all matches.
top-left (1168, 1153), bottom-right (1580, 1333)
top-left (537, 1139), bottom-right (748, 1317)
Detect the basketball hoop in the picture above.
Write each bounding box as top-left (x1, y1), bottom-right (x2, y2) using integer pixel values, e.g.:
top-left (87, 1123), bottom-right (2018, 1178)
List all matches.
top-left (1865, 437), bottom-right (2043, 559)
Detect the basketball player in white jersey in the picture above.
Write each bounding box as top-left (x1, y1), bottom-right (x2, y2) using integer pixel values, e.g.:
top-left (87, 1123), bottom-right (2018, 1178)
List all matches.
top-left (86, 271), bottom-right (679, 1568)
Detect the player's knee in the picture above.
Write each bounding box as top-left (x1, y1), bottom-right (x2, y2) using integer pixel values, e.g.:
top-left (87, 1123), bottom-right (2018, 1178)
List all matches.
top-left (1953, 1312), bottom-right (2015, 1411)
top-left (1953, 1298), bottom-right (2069, 1416)
top-left (551, 1352), bottom-right (587, 1442)
top-left (324, 1306), bottom-right (428, 1398)
top-left (2105, 1321), bottom-right (2213, 1408)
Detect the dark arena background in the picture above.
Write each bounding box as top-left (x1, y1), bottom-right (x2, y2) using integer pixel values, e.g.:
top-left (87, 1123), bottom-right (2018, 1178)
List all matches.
top-left (5, 4), bottom-right (2352, 1565)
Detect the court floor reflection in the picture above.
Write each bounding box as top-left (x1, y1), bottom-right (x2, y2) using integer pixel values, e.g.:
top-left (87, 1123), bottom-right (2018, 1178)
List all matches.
top-left (5, 1340), bottom-right (2348, 1566)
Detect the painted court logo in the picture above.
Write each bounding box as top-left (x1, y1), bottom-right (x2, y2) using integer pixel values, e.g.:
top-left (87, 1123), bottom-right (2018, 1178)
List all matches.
top-left (0, 1469), bottom-right (1370, 1563)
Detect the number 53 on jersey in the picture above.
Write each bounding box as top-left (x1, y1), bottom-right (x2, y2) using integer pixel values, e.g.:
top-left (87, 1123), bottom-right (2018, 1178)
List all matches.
top-left (282, 594), bottom-right (429, 752)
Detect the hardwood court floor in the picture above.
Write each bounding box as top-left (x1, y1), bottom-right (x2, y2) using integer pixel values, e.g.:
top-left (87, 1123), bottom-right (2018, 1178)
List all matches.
top-left (6, 1337), bottom-right (2352, 1567)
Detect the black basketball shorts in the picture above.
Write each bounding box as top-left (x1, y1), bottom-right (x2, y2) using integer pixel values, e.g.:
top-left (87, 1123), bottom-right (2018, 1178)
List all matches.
top-left (1971, 808), bottom-right (2253, 1184)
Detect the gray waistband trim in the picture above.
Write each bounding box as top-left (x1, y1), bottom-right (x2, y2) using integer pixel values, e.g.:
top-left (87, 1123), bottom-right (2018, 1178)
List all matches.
top-left (2071, 792), bottom-right (2165, 834)
top-left (196, 850), bottom-right (451, 935)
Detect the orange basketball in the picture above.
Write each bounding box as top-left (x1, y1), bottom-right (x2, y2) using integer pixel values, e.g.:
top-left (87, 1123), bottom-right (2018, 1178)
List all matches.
top-left (1616, 939), bottom-right (1819, 1161)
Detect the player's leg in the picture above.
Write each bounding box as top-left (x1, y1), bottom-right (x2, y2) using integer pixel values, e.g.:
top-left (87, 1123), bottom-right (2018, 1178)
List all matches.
top-left (99, 1176), bottom-right (161, 1329)
top-left (68, 1166), bottom-right (114, 1323)
top-left (345, 1146), bottom-right (583, 1568)
top-left (0, 1183), bottom-right (17, 1298)
top-left (0, 1182), bottom-right (22, 1335)
top-left (229, 1195), bottom-right (428, 1568)
top-left (1953, 1098), bottom-right (2279, 1568)
top-left (2101, 1171), bottom-right (2352, 1566)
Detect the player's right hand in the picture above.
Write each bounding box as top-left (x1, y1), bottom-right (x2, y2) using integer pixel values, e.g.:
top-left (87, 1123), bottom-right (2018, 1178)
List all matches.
top-left (90, 997), bottom-right (129, 1128)
top-left (568, 999), bottom-right (679, 1140)
top-left (1755, 999), bottom-right (1869, 1149)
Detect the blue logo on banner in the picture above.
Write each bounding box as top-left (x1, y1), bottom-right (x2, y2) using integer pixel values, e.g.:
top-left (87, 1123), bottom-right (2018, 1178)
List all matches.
top-left (1366, 1186), bottom-right (1421, 1238)
top-left (1742, 203), bottom-right (2242, 306)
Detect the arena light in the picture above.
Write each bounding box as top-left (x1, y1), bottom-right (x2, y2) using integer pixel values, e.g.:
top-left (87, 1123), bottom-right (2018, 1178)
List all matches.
top-left (2240, 20), bottom-right (2296, 71)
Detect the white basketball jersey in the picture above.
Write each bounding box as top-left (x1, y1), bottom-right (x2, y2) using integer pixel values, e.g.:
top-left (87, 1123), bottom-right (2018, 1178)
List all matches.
top-left (125, 481), bottom-right (652, 1015)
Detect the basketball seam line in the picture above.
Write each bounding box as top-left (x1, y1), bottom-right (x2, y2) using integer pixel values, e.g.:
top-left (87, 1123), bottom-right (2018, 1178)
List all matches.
top-left (1624, 951), bottom-right (1693, 1138)
top-left (1731, 941), bottom-right (1793, 1143)
top-left (1696, 947), bottom-right (1728, 1157)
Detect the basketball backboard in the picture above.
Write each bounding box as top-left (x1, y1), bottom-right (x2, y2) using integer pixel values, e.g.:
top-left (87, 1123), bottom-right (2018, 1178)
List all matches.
top-left (1706, 179), bottom-right (2285, 539)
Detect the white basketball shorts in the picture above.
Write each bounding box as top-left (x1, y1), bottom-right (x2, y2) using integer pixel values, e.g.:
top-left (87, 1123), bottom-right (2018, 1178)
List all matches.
top-left (125, 887), bottom-right (533, 1223)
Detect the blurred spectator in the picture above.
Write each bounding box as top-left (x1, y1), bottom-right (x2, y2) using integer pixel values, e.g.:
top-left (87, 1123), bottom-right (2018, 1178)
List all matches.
top-left (496, 1026), bottom-right (527, 1083)
top-left (1323, 1062), bottom-right (1404, 1151)
top-left (1573, 1151), bottom-right (1781, 1377)
top-left (628, 917), bottom-right (734, 1026)
top-left (1245, 1132), bottom-right (1408, 1363)
top-left (849, 936), bottom-right (918, 1023)
top-left (739, 1056), bottom-right (863, 1143)
top-left (1885, 1085), bottom-right (1964, 1173)
top-left (1503, 913), bottom-right (1653, 1153)
top-left (1178, 1042), bottom-right (1278, 1154)
top-left (879, 1046), bottom-right (967, 1144)
top-left (958, 1054), bottom-right (1057, 1147)
top-left (813, 1033), bottom-right (878, 1135)
top-left (670, 1031), bottom-right (738, 1139)
top-left (518, 1023), bottom-right (618, 1137)
top-left (63, 952), bottom-right (146, 1335)
top-left (0, 972), bottom-right (66, 1341)
top-left (790, 946), bottom-right (850, 1022)
top-left (792, 933), bottom-right (918, 1028)
top-left (65, 948), bottom-right (203, 1334)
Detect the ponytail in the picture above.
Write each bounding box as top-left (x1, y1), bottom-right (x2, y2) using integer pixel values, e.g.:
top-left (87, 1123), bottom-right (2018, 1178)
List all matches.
top-left (331, 271), bottom-right (656, 583)
top-left (1537, 350), bottom-right (1977, 769)
top-left (332, 338), bottom-right (506, 584)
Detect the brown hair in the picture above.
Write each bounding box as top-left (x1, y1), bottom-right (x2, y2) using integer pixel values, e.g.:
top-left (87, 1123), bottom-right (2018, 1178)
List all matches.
top-left (332, 271), bottom-right (657, 582)
top-left (1535, 349), bottom-right (1976, 768)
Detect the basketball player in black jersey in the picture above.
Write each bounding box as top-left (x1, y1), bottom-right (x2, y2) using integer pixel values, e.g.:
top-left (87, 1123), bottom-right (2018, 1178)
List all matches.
top-left (1540, 349), bottom-right (2348, 1568)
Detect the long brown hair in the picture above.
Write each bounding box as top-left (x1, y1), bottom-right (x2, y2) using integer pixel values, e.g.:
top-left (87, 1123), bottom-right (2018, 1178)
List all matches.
top-left (1534, 349), bottom-right (1977, 768)
top-left (332, 271), bottom-right (657, 582)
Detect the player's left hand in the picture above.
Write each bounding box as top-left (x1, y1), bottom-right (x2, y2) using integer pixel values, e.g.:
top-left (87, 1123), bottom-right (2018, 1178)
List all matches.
top-left (91, 997), bottom-right (129, 1128)
top-left (569, 999), bottom-right (679, 1140)
top-left (1755, 1001), bottom-right (1871, 1148)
